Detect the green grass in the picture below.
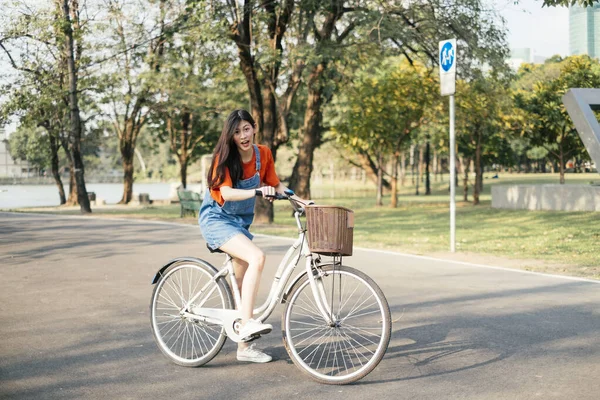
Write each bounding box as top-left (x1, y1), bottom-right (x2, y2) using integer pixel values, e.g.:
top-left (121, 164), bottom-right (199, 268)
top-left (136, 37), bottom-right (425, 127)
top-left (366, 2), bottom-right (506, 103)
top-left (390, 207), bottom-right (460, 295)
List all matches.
top-left (15, 172), bottom-right (600, 279)
top-left (253, 172), bottom-right (600, 279)
top-left (255, 197), bottom-right (600, 277)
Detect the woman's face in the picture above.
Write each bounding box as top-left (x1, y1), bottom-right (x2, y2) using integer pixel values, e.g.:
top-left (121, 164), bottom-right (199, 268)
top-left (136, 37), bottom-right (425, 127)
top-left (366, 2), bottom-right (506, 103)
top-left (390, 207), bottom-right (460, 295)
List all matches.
top-left (233, 120), bottom-right (255, 153)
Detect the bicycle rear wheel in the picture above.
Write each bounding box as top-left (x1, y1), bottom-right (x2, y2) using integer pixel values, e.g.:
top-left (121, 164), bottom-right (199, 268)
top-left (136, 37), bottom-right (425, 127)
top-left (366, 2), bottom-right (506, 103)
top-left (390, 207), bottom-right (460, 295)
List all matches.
top-left (150, 260), bottom-right (233, 367)
top-left (282, 265), bottom-right (391, 384)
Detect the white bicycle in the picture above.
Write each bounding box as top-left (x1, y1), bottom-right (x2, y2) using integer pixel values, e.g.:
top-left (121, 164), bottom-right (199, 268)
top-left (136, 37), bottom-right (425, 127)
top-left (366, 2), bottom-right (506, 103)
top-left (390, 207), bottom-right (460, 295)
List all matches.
top-left (150, 192), bottom-right (391, 384)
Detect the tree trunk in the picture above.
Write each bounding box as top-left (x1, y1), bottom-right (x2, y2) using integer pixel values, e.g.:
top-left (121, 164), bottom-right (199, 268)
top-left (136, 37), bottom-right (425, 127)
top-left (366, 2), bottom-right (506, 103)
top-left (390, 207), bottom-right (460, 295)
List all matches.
top-left (233, 18), bottom-right (263, 131)
top-left (354, 151), bottom-right (391, 189)
top-left (473, 137), bottom-right (482, 205)
top-left (59, 138), bottom-right (78, 206)
top-left (415, 145), bottom-right (421, 195)
top-left (61, 0), bottom-right (90, 213)
top-left (67, 167), bottom-right (77, 205)
top-left (288, 63), bottom-right (325, 199)
top-left (425, 141), bottom-right (431, 195)
top-left (391, 154), bottom-right (399, 208)
top-left (47, 129), bottom-right (66, 205)
top-left (559, 146), bottom-right (565, 184)
top-left (121, 155), bottom-right (134, 204)
top-left (254, 88), bottom-right (277, 223)
top-left (376, 153), bottom-right (383, 206)
top-left (410, 144), bottom-right (415, 186)
top-left (463, 157), bottom-right (470, 202)
top-left (455, 155), bottom-right (459, 188)
top-left (400, 151), bottom-right (406, 187)
top-left (180, 159), bottom-right (188, 190)
top-left (178, 112), bottom-right (190, 189)
top-left (433, 148), bottom-right (439, 182)
top-left (119, 119), bottom-right (142, 204)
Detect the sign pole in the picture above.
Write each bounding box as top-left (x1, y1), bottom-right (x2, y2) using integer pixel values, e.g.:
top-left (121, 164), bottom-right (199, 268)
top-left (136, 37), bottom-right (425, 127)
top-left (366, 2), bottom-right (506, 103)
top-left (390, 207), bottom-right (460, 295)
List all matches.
top-left (449, 95), bottom-right (456, 252)
top-left (439, 38), bottom-right (457, 253)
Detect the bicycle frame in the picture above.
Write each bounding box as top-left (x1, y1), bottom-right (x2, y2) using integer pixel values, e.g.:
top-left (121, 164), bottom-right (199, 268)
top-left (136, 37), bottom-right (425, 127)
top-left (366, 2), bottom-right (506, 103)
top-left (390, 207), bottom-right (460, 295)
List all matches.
top-left (181, 210), bottom-right (335, 343)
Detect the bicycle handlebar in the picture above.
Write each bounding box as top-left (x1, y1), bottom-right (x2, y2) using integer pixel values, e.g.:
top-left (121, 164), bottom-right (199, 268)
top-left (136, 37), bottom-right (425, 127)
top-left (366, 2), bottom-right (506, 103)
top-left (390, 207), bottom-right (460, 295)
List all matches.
top-left (254, 189), bottom-right (314, 212)
top-left (254, 189), bottom-right (293, 200)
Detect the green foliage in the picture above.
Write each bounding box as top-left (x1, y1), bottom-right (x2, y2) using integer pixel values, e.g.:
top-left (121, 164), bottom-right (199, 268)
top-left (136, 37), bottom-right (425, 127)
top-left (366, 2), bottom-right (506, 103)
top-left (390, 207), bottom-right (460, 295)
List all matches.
top-left (7, 125), bottom-right (51, 170)
top-left (541, 0), bottom-right (599, 7)
top-left (331, 58), bottom-right (436, 155)
top-left (513, 55), bottom-right (600, 176)
top-left (148, 12), bottom-right (245, 166)
top-left (372, 0), bottom-right (511, 77)
top-left (455, 72), bottom-right (513, 161)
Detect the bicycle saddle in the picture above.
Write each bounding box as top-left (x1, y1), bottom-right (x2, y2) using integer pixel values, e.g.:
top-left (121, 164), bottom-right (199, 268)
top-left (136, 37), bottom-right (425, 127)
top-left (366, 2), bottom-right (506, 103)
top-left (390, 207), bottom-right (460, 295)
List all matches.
top-left (206, 243), bottom-right (224, 254)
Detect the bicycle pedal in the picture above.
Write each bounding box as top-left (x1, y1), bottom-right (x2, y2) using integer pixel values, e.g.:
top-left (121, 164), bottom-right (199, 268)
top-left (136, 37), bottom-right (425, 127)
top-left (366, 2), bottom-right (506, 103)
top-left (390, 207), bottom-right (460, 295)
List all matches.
top-left (242, 334), bottom-right (261, 343)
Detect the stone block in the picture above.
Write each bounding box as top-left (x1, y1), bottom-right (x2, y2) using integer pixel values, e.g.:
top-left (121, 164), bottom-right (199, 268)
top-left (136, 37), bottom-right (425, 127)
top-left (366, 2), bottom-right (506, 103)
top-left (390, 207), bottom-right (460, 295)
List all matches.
top-left (492, 184), bottom-right (600, 211)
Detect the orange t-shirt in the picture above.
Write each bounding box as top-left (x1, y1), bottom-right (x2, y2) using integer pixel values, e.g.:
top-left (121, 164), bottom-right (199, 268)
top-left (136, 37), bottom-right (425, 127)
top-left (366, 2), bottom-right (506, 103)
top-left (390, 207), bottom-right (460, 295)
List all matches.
top-left (210, 144), bottom-right (280, 205)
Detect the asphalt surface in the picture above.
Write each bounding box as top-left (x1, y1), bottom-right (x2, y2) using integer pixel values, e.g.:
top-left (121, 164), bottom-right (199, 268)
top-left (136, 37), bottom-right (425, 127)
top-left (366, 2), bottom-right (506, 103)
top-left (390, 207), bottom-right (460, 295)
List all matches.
top-left (1, 212), bottom-right (599, 400)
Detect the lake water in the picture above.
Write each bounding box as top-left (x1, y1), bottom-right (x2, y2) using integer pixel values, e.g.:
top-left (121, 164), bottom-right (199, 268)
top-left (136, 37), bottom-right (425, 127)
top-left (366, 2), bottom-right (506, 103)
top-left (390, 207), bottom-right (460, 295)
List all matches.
top-left (0, 183), bottom-right (186, 209)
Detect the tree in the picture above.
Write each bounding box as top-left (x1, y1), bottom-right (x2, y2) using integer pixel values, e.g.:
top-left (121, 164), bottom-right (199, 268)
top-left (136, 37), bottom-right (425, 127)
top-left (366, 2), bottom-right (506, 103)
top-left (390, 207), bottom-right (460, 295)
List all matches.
top-left (1, 80), bottom-right (70, 204)
top-left (331, 58), bottom-right (435, 207)
top-left (8, 126), bottom-right (51, 171)
top-left (1, 0), bottom-right (94, 209)
top-left (288, 0), bottom-right (511, 199)
top-left (455, 72), bottom-right (512, 205)
top-left (100, 0), bottom-right (189, 204)
top-left (514, 55), bottom-right (600, 183)
top-left (58, 0), bottom-right (91, 212)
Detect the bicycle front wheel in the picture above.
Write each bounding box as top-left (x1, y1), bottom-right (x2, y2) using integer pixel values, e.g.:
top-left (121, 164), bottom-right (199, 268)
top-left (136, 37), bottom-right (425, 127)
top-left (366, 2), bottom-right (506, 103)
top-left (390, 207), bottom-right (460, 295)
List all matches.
top-left (282, 265), bottom-right (391, 384)
top-left (150, 260), bottom-right (233, 367)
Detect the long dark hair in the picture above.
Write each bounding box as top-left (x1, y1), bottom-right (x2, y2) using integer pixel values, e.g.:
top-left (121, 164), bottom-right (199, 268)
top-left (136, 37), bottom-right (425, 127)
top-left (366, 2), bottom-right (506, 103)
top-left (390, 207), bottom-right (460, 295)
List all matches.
top-left (207, 109), bottom-right (256, 189)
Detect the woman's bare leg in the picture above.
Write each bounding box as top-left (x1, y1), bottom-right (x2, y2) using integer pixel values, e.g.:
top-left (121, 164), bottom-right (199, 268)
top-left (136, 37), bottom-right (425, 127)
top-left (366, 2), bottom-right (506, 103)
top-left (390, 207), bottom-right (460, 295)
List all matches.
top-left (219, 234), bottom-right (266, 350)
top-left (232, 258), bottom-right (249, 293)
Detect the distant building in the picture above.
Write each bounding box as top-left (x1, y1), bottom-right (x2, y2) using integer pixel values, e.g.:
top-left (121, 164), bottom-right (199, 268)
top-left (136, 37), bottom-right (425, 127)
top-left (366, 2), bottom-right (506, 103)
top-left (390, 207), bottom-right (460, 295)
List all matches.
top-left (0, 127), bottom-right (34, 177)
top-left (508, 48), bottom-right (547, 70)
top-left (569, 4), bottom-right (600, 58)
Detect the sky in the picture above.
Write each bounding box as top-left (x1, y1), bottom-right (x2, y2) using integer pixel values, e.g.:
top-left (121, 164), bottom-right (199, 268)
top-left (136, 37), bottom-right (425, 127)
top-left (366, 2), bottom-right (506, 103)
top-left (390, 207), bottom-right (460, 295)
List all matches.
top-left (496, 0), bottom-right (570, 58)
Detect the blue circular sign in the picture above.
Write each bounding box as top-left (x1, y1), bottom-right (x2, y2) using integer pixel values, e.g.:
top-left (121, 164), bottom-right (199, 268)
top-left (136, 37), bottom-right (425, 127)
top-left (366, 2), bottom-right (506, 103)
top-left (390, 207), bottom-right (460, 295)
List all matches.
top-left (440, 42), bottom-right (455, 72)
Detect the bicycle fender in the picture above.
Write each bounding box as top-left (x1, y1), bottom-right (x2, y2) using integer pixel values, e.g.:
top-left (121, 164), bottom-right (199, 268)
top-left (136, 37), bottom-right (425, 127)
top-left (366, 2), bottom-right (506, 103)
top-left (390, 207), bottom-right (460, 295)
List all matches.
top-left (151, 257), bottom-right (219, 285)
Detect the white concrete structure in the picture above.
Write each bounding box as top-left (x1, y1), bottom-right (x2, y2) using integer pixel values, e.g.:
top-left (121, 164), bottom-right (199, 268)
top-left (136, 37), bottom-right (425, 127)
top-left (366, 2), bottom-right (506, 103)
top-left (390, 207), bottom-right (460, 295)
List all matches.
top-left (0, 127), bottom-right (33, 177)
top-left (492, 184), bottom-right (600, 211)
top-left (507, 48), bottom-right (548, 71)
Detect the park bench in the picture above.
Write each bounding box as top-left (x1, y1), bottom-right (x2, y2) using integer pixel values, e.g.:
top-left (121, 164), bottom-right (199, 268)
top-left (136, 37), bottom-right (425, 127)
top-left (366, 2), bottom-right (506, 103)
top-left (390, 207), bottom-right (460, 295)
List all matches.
top-left (177, 190), bottom-right (202, 217)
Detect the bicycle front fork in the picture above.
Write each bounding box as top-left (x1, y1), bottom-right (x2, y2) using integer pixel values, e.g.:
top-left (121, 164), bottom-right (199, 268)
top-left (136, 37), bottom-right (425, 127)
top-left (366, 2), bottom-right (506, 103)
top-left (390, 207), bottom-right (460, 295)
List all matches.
top-left (305, 255), bottom-right (336, 325)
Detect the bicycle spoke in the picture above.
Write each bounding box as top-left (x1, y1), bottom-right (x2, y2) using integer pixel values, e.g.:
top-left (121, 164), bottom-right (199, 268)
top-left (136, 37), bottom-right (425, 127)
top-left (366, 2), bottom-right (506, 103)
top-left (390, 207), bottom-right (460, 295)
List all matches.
top-left (338, 328), bottom-right (370, 366)
top-left (294, 325), bottom-right (330, 350)
top-left (342, 306), bottom-right (381, 321)
top-left (337, 329), bottom-right (358, 371)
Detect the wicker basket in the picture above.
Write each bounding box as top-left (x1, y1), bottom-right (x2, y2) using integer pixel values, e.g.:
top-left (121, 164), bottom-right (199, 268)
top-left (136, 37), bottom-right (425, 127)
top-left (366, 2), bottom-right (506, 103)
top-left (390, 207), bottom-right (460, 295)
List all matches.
top-left (305, 205), bottom-right (354, 256)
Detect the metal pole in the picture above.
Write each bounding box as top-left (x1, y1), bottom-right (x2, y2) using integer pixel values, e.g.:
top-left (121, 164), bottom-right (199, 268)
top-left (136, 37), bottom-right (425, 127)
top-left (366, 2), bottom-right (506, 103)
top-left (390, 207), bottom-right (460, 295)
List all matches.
top-left (449, 95), bottom-right (456, 252)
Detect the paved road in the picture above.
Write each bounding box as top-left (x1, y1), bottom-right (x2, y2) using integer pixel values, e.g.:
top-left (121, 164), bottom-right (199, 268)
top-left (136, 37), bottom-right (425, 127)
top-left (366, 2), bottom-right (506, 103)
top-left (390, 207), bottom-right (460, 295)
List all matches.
top-left (1, 212), bottom-right (599, 400)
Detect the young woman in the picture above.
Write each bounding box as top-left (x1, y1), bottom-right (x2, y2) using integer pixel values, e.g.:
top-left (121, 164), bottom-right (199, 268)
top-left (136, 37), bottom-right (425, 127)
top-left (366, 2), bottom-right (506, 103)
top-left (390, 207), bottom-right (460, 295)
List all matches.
top-left (199, 109), bottom-right (309, 363)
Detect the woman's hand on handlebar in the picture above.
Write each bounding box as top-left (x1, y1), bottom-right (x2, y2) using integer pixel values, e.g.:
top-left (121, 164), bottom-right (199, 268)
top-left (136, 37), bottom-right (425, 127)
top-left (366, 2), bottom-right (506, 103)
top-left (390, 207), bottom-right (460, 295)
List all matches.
top-left (257, 186), bottom-right (276, 202)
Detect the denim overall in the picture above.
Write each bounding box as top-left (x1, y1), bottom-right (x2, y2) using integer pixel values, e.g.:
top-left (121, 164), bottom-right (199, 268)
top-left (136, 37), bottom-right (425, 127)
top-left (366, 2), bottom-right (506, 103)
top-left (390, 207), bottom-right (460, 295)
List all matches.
top-left (198, 144), bottom-right (261, 250)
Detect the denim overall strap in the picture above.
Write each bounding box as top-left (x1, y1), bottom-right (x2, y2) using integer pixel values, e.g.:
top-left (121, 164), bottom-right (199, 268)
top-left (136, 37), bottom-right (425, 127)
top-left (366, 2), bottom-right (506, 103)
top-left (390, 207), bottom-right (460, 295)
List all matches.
top-left (254, 143), bottom-right (261, 176)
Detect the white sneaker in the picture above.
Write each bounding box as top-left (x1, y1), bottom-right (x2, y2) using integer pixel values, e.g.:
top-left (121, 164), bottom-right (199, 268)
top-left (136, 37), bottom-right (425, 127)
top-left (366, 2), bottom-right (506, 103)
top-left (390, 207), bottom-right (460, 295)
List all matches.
top-left (238, 319), bottom-right (272, 341)
top-left (237, 343), bottom-right (272, 363)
